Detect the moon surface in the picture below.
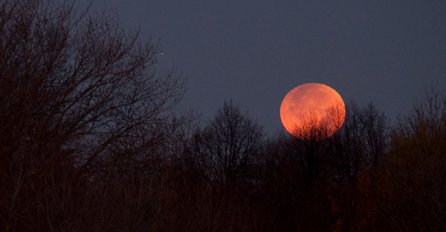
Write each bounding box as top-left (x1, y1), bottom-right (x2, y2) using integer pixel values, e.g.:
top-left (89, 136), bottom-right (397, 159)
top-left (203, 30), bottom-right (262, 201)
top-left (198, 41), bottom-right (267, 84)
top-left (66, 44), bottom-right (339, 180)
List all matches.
top-left (280, 83), bottom-right (346, 140)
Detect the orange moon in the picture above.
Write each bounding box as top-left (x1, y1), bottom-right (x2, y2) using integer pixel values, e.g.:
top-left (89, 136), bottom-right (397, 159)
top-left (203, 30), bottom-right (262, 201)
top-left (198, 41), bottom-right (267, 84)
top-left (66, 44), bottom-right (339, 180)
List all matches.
top-left (280, 83), bottom-right (346, 140)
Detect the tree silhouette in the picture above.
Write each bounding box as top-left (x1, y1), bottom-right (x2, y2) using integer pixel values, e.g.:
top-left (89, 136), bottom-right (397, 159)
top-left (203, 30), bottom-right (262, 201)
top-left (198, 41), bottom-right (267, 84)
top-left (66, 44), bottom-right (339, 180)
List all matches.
top-left (0, 0), bottom-right (183, 230)
top-left (370, 88), bottom-right (446, 231)
top-left (193, 101), bottom-right (264, 192)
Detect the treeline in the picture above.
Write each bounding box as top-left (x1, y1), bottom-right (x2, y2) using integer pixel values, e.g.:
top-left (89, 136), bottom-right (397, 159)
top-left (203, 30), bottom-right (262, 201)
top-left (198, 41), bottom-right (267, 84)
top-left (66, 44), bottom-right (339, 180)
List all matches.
top-left (1, 1), bottom-right (446, 231)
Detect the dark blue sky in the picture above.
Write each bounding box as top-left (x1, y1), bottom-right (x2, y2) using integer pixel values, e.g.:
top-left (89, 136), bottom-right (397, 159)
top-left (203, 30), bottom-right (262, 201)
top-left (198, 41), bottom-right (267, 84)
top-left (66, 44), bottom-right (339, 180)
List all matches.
top-left (92, 0), bottom-right (446, 133)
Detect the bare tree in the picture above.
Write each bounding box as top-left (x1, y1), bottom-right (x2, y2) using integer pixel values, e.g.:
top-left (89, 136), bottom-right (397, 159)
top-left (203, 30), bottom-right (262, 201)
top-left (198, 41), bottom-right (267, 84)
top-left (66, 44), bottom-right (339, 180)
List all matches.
top-left (0, 0), bottom-right (184, 230)
top-left (291, 104), bottom-right (346, 141)
top-left (193, 101), bottom-right (263, 191)
top-left (370, 87), bottom-right (446, 231)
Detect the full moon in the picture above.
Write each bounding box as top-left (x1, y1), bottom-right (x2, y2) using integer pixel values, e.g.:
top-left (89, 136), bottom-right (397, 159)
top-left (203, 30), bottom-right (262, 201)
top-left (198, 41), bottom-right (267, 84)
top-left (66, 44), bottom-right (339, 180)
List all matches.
top-left (280, 83), bottom-right (346, 140)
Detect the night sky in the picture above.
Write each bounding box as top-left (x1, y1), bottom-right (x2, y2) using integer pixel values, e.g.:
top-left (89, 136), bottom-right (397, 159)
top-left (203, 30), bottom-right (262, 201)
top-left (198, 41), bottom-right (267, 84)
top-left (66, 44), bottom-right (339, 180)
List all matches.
top-left (91, 0), bottom-right (446, 134)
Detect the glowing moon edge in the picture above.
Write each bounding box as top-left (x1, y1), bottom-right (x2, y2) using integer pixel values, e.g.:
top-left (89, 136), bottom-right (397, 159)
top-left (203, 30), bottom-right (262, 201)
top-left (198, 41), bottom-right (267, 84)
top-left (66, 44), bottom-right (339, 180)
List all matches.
top-left (279, 83), bottom-right (346, 140)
